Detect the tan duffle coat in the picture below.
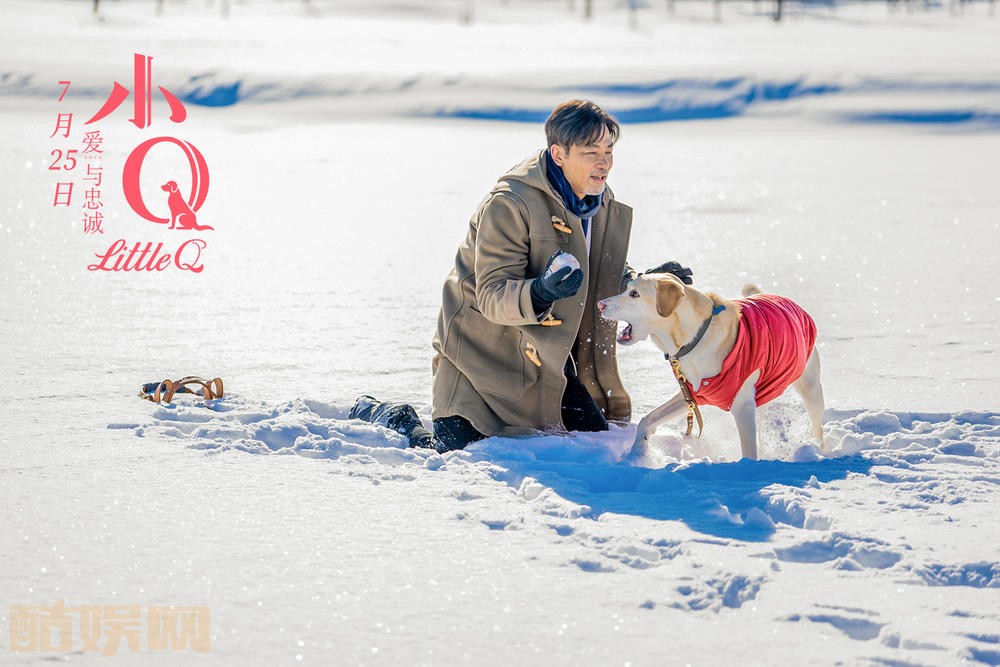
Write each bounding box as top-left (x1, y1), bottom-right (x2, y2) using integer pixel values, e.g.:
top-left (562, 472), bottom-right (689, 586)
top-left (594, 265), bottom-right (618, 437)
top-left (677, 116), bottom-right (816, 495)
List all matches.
top-left (431, 149), bottom-right (633, 436)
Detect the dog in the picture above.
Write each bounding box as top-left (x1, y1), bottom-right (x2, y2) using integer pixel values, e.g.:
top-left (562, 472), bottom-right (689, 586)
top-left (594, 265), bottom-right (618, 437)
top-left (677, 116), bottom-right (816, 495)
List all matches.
top-left (597, 273), bottom-right (825, 461)
top-left (161, 181), bottom-right (213, 231)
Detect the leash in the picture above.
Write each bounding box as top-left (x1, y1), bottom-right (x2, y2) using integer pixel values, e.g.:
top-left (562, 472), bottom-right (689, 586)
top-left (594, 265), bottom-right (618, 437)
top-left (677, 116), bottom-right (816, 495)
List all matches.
top-left (139, 376), bottom-right (224, 403)
top-left (664, 303), bottom-right (725, 437)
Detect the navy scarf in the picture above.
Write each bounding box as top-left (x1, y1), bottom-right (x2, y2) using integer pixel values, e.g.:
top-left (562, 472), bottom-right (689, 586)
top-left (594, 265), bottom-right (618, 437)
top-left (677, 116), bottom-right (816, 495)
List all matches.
top-left (545, 150), bottom-right (602, 233)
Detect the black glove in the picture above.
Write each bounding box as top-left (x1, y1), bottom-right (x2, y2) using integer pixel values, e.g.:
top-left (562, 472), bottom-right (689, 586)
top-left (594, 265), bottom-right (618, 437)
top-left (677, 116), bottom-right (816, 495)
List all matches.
top-left (643, 261), bottom-right (693, 285)
top-left (531, 253), bottom-right (584, 312)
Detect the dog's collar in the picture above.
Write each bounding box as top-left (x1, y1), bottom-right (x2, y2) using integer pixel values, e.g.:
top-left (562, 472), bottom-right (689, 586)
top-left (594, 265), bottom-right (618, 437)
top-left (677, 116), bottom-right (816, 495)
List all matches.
top-left (662, 302), bottom-right (725, 439)
top-left (664, 303), bottom-right (726, 363)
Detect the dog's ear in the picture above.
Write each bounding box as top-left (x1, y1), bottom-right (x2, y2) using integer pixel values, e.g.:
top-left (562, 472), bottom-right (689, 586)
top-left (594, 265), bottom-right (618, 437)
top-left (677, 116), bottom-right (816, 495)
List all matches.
top-left (655, 278), bottom-right (685, 317)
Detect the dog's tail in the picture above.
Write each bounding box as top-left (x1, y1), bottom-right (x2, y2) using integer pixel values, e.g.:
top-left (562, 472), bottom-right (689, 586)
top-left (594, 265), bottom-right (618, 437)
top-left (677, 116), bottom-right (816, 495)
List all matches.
top-left (187, 223), bottom-right (215, 232)
top-left (742, 284), bottom-right (762, 297)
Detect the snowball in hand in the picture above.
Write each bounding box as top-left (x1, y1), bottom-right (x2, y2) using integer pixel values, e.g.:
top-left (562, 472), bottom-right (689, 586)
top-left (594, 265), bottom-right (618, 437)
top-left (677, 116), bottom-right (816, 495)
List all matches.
top-left (544, 251), bottom-right (582, 281)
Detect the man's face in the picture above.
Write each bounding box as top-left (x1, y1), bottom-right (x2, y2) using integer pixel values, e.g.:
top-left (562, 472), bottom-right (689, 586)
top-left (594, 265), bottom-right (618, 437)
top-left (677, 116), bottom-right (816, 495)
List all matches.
top-left (550, 127), bottom-right (614, 199)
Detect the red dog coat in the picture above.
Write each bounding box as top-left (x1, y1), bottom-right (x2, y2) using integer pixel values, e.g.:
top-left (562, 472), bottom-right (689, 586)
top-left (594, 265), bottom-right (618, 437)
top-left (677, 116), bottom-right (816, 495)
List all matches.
top-left (688, 294), bottom-right (817, 411)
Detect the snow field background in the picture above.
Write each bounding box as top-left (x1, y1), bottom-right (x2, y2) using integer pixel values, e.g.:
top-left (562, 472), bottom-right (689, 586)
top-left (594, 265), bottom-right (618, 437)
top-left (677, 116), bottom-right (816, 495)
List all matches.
top-left (2, 0), bottom-right (1000, 665)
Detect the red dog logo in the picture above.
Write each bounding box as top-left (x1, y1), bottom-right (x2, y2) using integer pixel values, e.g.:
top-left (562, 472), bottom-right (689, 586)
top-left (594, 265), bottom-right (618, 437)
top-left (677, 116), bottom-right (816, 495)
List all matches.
top-left (161, 180), bottom-right (214, 231)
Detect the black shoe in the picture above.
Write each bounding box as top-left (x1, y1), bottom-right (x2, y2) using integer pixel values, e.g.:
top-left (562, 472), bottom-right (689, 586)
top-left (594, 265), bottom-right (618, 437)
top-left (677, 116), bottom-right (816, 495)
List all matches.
top-left (408, 425), bottom-right (436, 450)
top-left (432, 414), bottom-right (486, 452)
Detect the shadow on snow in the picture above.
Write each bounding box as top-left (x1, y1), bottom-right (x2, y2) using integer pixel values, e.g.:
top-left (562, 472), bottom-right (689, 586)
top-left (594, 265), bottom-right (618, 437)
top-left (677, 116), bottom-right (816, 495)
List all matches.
top-left (467, 440), bottom-right (874, 543)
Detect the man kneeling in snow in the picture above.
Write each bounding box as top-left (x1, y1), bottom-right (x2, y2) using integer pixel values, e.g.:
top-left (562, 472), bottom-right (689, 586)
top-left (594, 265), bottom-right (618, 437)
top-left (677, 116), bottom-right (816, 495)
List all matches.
top-left (352, 99), bottom-right (688, 452)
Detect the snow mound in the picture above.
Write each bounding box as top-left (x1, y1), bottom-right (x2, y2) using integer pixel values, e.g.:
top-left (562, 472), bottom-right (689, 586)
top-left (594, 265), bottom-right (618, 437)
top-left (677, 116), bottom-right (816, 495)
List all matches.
top-left (129, 398), bottom-right (999, 550)
top-left (133, 396), bottom-right (443, 470)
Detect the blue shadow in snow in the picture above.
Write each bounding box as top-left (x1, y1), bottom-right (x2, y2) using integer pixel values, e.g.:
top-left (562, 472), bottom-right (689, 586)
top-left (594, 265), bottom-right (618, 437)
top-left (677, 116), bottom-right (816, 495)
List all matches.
top-left (441, 107), bottom-right (552, 124)
top-left (432, 77), bottom-right (1000, 128)
top-left (158, 72), bottom-right (1000, 130)
top-left (176, 72), bottom-right (243, 107)
top-left (437, 103), bottom-right (747, 124)
top-left (482, 452), bottom-right (874, 542)
top-left (142, 72), bottom-right (1000, 130)
top-left (436, 77), bottom-right (845, 124)
top-left (843, 109), bottom-right (1000, 127)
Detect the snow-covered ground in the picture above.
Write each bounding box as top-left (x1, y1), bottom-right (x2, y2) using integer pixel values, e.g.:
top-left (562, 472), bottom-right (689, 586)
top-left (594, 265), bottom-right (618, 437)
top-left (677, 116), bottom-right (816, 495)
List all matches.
top-left (2, 0), bottom-right (999, 664)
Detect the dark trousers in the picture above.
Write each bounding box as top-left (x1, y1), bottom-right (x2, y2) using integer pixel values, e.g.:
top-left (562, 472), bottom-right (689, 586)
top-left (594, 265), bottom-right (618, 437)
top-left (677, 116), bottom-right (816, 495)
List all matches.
top-left (561, 361), bottom-right (609, 433)
top-left (351, 361), bottom-right (608, 453)
top-left (347, 396), bottom-right (476, 454)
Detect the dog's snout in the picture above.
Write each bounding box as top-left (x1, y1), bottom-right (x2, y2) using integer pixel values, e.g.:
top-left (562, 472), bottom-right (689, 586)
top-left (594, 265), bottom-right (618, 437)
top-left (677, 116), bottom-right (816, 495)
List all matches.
top-left (597, 300), bottom-right (607, 312)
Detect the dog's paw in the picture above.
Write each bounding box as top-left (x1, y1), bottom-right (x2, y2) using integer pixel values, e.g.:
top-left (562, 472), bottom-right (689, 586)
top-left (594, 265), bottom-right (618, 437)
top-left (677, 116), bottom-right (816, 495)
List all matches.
top-left (622, 447), bottom-right (644, 465)
top-left (622, 436), bottom-right (649, 464)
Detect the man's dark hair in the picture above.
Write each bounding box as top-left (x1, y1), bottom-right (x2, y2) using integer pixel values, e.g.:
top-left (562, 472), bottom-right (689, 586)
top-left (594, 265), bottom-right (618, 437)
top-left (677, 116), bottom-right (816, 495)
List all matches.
top-left (545, 99), bottom-right (621, 149)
